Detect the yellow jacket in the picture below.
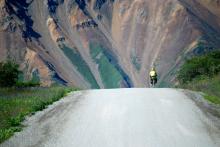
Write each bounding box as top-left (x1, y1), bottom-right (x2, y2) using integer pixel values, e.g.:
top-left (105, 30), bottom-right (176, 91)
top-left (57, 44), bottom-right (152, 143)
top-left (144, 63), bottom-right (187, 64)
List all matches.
top-left (149, 70), bottom-right (157, 77)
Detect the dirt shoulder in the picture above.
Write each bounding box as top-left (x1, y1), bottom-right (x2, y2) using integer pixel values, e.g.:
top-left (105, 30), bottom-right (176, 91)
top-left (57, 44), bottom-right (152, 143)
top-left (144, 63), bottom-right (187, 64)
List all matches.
top-left (181, 89), bottom-right (220, 129)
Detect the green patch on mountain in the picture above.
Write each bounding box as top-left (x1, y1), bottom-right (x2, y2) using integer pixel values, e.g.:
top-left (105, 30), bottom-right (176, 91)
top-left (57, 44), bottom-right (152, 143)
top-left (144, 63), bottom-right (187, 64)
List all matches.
top-left (131, 55), bottom-right (141, 71)
top-left (90, 43), bottom-right (122, 88)
top-left (190, 39), bottom-right (214, 56)
top-left (60, 45), bottom-right (99, 89)
top-left (31, 70), bottom-right (40, 83)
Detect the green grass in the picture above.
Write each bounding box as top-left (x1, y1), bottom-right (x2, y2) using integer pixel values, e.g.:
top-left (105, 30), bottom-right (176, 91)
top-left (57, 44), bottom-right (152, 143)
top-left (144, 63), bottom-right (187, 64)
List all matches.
top-left (0, 86), bottom-right (76, 143)
top-left (60, 45), bottom-right (99, 89)
top-left (16, 81), bottom-right (40, 88)
top-left (90, 43), bottom-right (123, 88)
top-left (181, 75), bottom-right (220, 105)
top-left (204, 95), bottom-right (220, 105)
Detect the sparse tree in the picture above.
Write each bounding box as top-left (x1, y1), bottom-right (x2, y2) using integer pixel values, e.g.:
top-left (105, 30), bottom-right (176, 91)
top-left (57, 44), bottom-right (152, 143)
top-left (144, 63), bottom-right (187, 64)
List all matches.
top-left (0, 60), bottom-right (20, 87)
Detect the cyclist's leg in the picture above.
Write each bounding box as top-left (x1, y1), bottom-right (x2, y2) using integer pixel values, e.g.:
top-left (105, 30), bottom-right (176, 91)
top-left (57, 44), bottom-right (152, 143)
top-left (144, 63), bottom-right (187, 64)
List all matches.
top-left (150, 77), bottom-right (153, 85)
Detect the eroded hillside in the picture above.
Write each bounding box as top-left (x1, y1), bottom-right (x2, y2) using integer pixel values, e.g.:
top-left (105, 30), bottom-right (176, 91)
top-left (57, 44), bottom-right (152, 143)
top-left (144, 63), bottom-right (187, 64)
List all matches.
top-left (0, 0), bottom-right (220, 88)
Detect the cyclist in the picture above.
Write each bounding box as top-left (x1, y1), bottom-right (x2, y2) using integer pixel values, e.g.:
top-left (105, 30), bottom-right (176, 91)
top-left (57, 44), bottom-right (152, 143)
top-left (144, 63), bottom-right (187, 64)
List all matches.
top-left (149, 67), bottom-right (157, 86)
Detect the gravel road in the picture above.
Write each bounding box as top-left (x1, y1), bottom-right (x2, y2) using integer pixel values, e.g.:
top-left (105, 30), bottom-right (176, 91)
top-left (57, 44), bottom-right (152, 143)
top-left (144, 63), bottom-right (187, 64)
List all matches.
top-left (1, 88), bottom-right (220, 147)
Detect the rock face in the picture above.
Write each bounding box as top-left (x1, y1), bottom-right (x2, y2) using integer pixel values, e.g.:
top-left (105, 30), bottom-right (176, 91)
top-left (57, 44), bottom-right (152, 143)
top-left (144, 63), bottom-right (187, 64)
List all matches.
top-left (0, 0), bottom-right (220, 88)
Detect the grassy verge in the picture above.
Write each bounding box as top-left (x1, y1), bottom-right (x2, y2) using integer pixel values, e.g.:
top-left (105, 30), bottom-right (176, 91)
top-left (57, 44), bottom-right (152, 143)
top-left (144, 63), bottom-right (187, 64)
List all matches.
top-left (0, 86), bottom-right (77, 143)
top-left (204, 95), bottom-right (220, 105)
top-left (181, 75), bottom-right (220, 105)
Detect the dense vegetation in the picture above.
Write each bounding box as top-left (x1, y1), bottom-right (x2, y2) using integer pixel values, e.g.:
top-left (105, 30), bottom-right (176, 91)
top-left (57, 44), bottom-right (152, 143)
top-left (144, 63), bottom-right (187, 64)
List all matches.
top-left (0, 87), bottom-right (75, 143)
top-left (178, 51), bottom-right (220, 84)
top-left (178, 50), bottom-right (220, 104)
top-left (0, 61), bottom-right (20, 87)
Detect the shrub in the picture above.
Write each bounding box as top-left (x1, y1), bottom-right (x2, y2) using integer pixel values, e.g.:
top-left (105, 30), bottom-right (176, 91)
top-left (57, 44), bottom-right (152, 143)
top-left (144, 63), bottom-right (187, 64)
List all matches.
top-left (178, 51), bottom-right (220, 84)
top-left (0, 60), bottom-right (20, 87)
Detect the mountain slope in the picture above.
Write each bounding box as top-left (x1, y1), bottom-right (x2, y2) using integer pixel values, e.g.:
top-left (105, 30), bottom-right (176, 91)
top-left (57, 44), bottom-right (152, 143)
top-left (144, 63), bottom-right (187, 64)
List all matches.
top-left (0, 0), bottom-right (220, 88)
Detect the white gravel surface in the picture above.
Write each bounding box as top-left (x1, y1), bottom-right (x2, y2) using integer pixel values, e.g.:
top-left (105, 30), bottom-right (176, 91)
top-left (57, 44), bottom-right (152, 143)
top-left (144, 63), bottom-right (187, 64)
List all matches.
top-left (1, 88), bottom-right (220, 147)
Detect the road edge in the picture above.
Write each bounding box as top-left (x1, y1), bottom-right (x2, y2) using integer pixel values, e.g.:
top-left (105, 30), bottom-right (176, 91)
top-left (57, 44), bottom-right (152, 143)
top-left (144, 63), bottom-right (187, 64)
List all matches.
top-left (180, 89), bottom-right (220, 129)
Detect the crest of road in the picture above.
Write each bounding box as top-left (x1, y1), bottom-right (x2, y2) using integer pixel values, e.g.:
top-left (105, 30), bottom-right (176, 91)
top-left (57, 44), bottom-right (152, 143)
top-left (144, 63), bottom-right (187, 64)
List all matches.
top-left (1, 88), bottom-right (220, 147)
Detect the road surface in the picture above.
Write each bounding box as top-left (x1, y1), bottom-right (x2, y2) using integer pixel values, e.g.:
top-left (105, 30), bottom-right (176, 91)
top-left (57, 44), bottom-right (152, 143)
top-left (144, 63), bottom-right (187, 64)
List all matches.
top-left (1, 88), bottom-right (220, 147)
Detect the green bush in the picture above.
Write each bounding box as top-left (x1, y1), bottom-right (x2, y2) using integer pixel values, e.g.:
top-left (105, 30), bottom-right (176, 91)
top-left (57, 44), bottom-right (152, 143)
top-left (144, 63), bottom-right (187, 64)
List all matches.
top-left (178, 51), bottom-right (220, 84)
top-left (0, 60), bottom-right (20, 87)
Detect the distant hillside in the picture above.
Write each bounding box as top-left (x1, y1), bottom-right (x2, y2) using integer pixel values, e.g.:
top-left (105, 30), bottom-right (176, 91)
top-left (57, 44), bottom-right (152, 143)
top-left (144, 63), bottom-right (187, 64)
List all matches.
top-left (0, 0), bottom-right (220, 88)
